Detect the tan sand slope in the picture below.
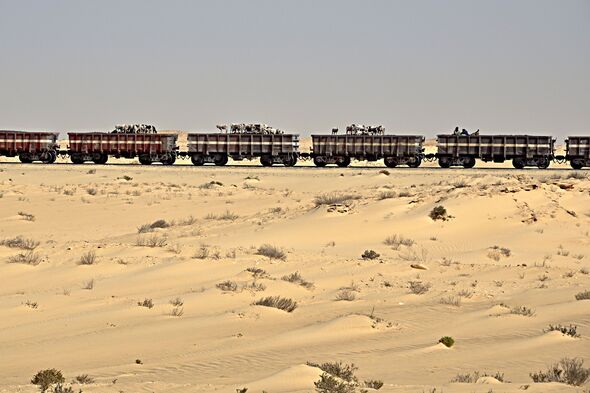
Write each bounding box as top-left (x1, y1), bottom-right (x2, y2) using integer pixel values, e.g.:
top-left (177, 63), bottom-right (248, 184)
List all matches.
top-left (0, 163), bottom-right (589, 392)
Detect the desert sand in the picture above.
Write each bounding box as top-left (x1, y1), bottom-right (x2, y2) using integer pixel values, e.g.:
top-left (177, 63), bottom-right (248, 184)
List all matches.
top-left (1, 153), bottom-right (589, 392)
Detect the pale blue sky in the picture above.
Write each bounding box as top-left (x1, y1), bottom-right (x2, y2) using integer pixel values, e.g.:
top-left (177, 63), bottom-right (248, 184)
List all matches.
top-left (0, 0), bottom-right (588, 137)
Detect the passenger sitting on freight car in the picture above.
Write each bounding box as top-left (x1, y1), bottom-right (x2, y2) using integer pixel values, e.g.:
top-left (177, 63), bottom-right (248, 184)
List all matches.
top-left (453, 126), bottom-right (460, 135)
top-left (461, 129), bottom-right (470, 136)
top-left (473, 129), bottom-right (480, 136)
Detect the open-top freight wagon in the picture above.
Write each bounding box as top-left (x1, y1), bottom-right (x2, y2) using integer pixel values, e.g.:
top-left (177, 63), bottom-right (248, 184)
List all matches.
top-left (68, 132), bottom-right (178, 165)
top-left (436, 134), bottom-right (555, 169)
top-left (311, 125), bottom-right (424, 167)
top-left (0, 130), bottom-right (59, 163)
top-left (565, 136), bottom-right (590, 169)
top-left (187, 124), bottom-right (299, 166)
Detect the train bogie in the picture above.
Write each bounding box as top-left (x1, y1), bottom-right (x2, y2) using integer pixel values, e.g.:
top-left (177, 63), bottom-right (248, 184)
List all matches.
top-left (0, 131), bottom-right (59, 163)
top-left (311, 134), bottom-right (424, 167)
top-left (187, 133), bottom-right (299, 166)
top-left (437, 135), bottom-right (554, 169)
top-left (68, 133), bottom-right (178, 165)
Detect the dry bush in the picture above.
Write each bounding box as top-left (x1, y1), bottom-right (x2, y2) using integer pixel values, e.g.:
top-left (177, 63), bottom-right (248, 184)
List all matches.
top-left (377, 191), bottom-right (396, 200)
top-left (72, 374), bottom-right (94, 384)
top-left (135, 234), bottom-right (167, 247)
top-left (364, 379), bottom-right (384, 390)
top-left (169, 297), bottom-right (184, 307)
top-left (82, 279), bottom-right (94, 290)
top-left (257, 244), bottom-right (286, 260)
top-left (429, 206), bottom-right (448, 221)
top-left (25, 300), bottom-right (38, 309)
top-left (216, 280), bottom-right (238, 292)
top-left (246, 267), bottom-right (269, 278)
top-left (408, 281), bottom-right (431, 294)
top-left (18, 211), bottom-right (36, 221)
top-left (253, 296), bottom-right (297, 312)
top-left (86, 188), bottom-right (97, 195)
top-left (451, 371), bottom-right (506, 383)
top-left (314, 193), bottom-right (360, 206)
top-left (138, 219), bottom-right (171, 233)
top-left (383, 234), bottom-right (414, 249)
top-left (170, 306), bottom-right (184, 317)
top-left (242, 281), bottom-right (266, 292)
top-left (177, 215), bottom-right (197, 226)
top-left (308, 361), bottom-right (358, 384)
top-left (0, 236), bottom-right (40, 250)
top-left (205, 210), bottom-right (239, 221)
top-left (281, 271), bottom-right (314, 289)
top-left (457, 289), bottom-right (473, 298)
top-left (78, 250), bottom-right (97, 265)
top-left (335, 289), bottom-right (356, 301)
top-left (440, 296), bottom-right (461, 307)
top-left (509, 305), bottom-right (535, 317)
top-left (314, 373), bottom-right (355, 393)
top-left (199, 180), bottom-right (223, 189)
top-left (8, 251), bottom-right (42, 265)
top-left (361, 249), bottom-right (380, 260)
top-left (31, 369), bottom-right (65, 392)
top-left (399, 247), bottom-right (428, 262)
top-left (575, 290), bottom-right (590, 300)
top-left (530, 357), bottom-right (590, 386)
top-left (545, 324), bottom-right (579, 338)
top-left (193, 245), bottom-right (210, 259)
top-left (137, 298), bottom-right (154, 308)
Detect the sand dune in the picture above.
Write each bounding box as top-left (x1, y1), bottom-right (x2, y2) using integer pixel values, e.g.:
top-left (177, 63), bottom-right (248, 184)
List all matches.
top-left (1, 162), bottom-right (589, 392)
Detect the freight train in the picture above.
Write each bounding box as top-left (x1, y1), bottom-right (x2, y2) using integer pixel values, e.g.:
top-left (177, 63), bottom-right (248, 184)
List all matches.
top-left (0, 125), bottom-right (588, 169)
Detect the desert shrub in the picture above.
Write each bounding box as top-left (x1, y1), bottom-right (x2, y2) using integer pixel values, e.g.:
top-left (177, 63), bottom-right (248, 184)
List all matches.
top-left (193, 245), bottom-right (210, 259)
top-left (377, 191), bottom-right (396, 200)
top-left (438, 336), bottom-right (455, 348)
top-left (82, 279), bottom-right (94, 290)
top-left (545, 324), bottom-right (579, 338)
top-left (199, 180), bottom-right (223, 189)
top-left (135, 234), bottom-right (167, 247)
top-left (86, 188), bottom-right (97, 195)
top-left (314, 193), bottom-right (360, 207)
top-left (364, 379), bottom-right (384, 389)
top-left (281, 272), bottom-right (314, 289)
top-left (138, 219), bottom-right (170, 233)
top-left (18, 211), bottom-right (36, 221)
top-left (137, 298), bottom-right (154, 308)
top-left (257, 244), bottom-right (286, 260)
top-left (383, 234), bottom-right (414, 248)
top-left (216, 280), bottom-right (238, 292)
top-left (0, 236), bottom-right (40, 250)
top-left (177, 215), bottom-right (197, 226)
top-left (335, 289), bottom-right (356, 301)
top-left (31, 369), bottom-right (65, 392)
top-left (169, 297), bottom-right (184, 307)
top-left (246, 267), bottom-right (269, 278)
top-left (530, 357), bottom-right (590, 386)
top-left (429, 206), bottom-right (447, 221)
top-left (170, 306), bottom-right (184, 317)
top-left (440, 296), bottom-right (461, 307)
top-left (254, 296), bottom-right (297, 312)
top-left (78, 251), bottom-right (97, 265)
top-left (451, 371), bottom-right (506, 383)
top-left (575, 290), bottom-right (590, 300)
top-left (314, 373), bottom-right (356, 393)
top-left (509, 305), bottom-right (535, 317)
top-left (8, 251), bottom-right (42, 265)
top-left (457, 289), bottom-right (473, 298)
top-left (205, 210), bottom-right (239, 221)
top-left (52, 384), bottom-right (80, 393)
top-left (408, 281), bottom-right (431, 295)
top-left (308, 362), bottom-right (358, 383)
top-left (361, 249), bottom-right (380, 260)
top-left (242, 281), bottom-right (266, 292)
top-left (72, 374), bottom-right (94, 384)
top-left (25, 300), bottom-right (39, 309)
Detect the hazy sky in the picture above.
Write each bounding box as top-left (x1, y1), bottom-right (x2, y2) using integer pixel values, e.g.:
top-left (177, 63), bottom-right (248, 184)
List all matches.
top-left (0, 0), bottom-right (588, 137)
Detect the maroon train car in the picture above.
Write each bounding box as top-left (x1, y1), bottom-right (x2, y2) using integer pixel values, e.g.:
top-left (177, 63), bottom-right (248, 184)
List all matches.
top-left (68, 132), bottom-right (178, 165)
top-left (0, 130), bottom-right (59, 163)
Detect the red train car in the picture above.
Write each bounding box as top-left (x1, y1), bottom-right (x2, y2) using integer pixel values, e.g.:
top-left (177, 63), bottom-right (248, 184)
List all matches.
top-left (0, 130), bottom-right (59, 163)
top-left (67, 132), bottom-right (178, 164)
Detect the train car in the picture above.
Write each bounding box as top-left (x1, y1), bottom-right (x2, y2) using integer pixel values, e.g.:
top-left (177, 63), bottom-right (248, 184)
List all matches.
top-left (0, 130), bottom-right (59, 163)
top-left (68, 132), bottom-right (178, 165)
top-left (565, 136), bottom-right (590, 169)
top-left (311, 133), bottom-right (424, 167)
top-left (187, 132), bottom-right (299, 166)
top-left (436, 134), bottom-right (555, 169)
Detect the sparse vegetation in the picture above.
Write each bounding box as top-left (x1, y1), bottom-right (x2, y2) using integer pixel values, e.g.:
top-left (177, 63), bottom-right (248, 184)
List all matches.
top-left (25, 300), bottom-right (39, 309)
top-left (281, 272), bottom-right (314, 289)
top-left (487, 246), bottom-right (511, 261)
top-left (429, 205), bottom-right (448, 221)
top-left (383, 234), bottom-right (414, 249)
top-left (135, 234), bottom-right (167, 247)
top-left (170, 306), bottom-right (184, 317)
top-left (86, 187), bottom-right (97, 195)
top-left (438, 336), bottom-right (455, 348)
top-left (440, 296), bottom-right (461, 307)
top-left (199, 180), bottom-right (223, 189)
top-left (257, 244), bottom-right (286, 260)
top-left (31, 369), bottom-right (65, 392)
top-left (0, 235), bottom-right (40, 250)
top-left (246, 267), bottom-right (269, 278)
top-left (217, 280), bottom-right (238, 292)
top-left (72, 374), bottom-right (94, 384)
top-left (314, 193), bottom-right (360, 207)
top-left (82, 279), bottom-right (94, 290)
top-left (137, 298), bottom-right (154, 309)
top-left (408, 281), bottom-right (431, 294)
top-left (78, 251), bottom-right (97, 265)
top-left (8, 251), bottom-right (42, 265)
top-left (335, 289), bottom-right (356, 301)
top-left (575, 290), bottom-right (590, 300)
top-left (545, 324), bottom-right (579, 338)
top-left (361, 249), bottom-right (380, 260)
top-left (169, 297), bottom-right (184, 307)
top-left (193, 245), bottom-right (210, 259)
top-left (530, 357), bottom-right (590, 386)
top-left (308, 362), bottom-right (359, 384)
top-left (253, 296), bottom-right (297, 312)
top-left (205, 210), bottom-right (239, 221)
top-left (137, 219), bottom-right (171, 233)
top-left (18, 211), bottom-right (36, 221)
top-left (364, 380), bottom-right (383, 390)
top-left (509, 305), bottom-right (535, 317)
top-left (451, 371), bottom-right (506, 383)
top-left (377, 190), bottom-right (396, 200)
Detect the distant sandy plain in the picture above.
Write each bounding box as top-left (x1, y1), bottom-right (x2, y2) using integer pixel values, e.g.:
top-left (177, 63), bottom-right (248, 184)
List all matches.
top-left (1, 135), bottom-right (589, 392)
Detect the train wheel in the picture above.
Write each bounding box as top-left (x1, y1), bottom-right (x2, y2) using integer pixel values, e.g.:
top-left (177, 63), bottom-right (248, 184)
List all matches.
top-left (408, 157), bottom-right (422, 168)
top-left (138, 155), bottom-right (152, 165)
top-left (438, 157), bottom-right (451, 168)
top-left (462, 157), bottom-right (476, 169)
top-left (313, 156), bottom-right (327, 167)
top-left (384, 157), bottom-right (397, 168)
top-left (282, 155), bottom-right (297, 167)
top-left (260, 155), bottom-right (274, 167)
top-left (512, 158), bottom-right (525, 169)
top-left (161, 154), bottom-right (176, 165)
top-left (42, 151), bottom-right (57, 164)
top-left (570, 159), bottom-right (584, 170)
top-left (213, 154), bottom-right (228, 166)
top-left (537, 157), bottom-right (550, 169)
top-left (191, 154), bottom-right (205, 166)
top-left (70, 154), bottom-right (85, 164)
top-left (18, 154), bottom-right (33, 164)
top-left (335, 156), bottom-right (351, 167)
top-left (93, 153), bottom-right (108, 165)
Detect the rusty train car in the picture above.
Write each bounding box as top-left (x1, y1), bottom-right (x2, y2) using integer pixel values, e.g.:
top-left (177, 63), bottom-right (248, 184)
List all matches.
top-left (565, 136), bottom-right (590, 169)
top-left (311, 134), bottom-right (424, 167)
top-left (436, 134), bottom-right (555, 169)
top-left (67, 132), bottom-right (178, 165)
top-left (0, 130), bottom-right (59, 163)
top-left (187, 132), bottom-right (299, 166)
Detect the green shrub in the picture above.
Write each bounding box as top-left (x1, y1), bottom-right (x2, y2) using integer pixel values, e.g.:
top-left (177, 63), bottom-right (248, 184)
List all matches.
top-left (361, 250), bottom-right (380, 260)
top-left (429, 205), bottom-right (448, 221)
top-left (439, 336), bottom-right (455, 348)
top-left (31, 369), bottom-right (65, 392)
